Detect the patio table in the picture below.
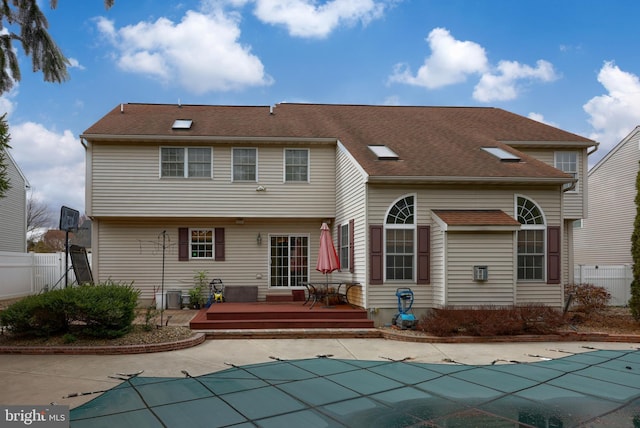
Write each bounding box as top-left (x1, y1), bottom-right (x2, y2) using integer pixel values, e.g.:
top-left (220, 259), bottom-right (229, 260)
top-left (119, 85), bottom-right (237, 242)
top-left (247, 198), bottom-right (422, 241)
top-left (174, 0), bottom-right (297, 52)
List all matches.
top-left (301, 282), bottom-right (360, 309)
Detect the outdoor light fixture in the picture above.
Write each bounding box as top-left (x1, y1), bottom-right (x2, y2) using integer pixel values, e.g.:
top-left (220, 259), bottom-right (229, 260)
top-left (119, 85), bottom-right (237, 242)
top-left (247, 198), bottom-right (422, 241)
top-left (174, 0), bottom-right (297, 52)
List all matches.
top-left (257, 233), bottom-right (262, 246)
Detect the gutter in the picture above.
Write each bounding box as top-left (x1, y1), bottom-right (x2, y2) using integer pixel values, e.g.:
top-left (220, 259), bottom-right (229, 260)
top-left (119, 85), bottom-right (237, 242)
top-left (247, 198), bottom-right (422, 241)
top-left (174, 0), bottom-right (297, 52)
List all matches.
top-left (79, 134), bottom-right (338, 144)
top-left (365, 175), bottom-right (575, 185)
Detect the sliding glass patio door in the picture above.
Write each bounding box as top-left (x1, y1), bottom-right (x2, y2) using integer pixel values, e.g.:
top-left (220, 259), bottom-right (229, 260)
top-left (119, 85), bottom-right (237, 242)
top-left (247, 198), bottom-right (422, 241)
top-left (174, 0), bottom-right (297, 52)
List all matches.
top-left (269, 235), bottom-right (309, 287)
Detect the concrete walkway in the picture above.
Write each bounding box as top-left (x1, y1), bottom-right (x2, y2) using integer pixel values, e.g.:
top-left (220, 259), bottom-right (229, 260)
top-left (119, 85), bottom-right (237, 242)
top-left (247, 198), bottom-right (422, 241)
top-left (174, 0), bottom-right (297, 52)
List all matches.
top-left (0, 337), bottom-right (637, 410)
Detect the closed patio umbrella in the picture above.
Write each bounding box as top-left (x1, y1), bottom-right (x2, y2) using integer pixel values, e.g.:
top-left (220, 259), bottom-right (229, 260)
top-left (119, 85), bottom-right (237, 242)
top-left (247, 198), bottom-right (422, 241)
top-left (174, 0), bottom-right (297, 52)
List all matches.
top-left (316, 222), bottom-right (340, 306)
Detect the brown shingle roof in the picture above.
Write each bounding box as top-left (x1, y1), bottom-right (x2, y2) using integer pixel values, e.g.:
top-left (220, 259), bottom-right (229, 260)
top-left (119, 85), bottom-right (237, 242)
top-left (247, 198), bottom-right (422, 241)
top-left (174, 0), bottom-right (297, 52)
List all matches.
top-left (432, 210), bottom-right (521, 226)
top-left (82, 103), bottom-right (596, 182)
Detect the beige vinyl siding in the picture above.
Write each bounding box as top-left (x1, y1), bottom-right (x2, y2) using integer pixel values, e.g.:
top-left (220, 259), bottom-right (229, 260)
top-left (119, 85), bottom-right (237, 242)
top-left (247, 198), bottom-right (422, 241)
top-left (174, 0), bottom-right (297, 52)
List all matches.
top-left (92, 218), bottom-right (333, 301)
top-left (518, 148), bottom-right (586, 219)
top-left (445, 232), bottom-right (515, 306)
top-left (564, 220), bottom-right (573, 285)
top-left (333, 145), bottom-right (367, 307)
top-left (574, 129), bottom-right (640, 265)
top-left (431, 222), bottom-right (445, 307)
top-left (516, 283), bottom-right (563, 307)
top-left (368, 185), bottom-right (562, 226)
top-left (366, 184), bottom-right (563, 309)
top-left (88, 142), bottom-right (336, 218)
top-left (0, 151), bottom-right (27, 252)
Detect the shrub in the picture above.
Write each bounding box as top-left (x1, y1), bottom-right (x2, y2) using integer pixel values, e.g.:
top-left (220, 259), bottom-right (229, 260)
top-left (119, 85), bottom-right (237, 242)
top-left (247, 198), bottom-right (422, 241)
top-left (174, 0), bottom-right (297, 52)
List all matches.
top-left (0, 281), bottom-right (139, 339)
top-left (72, 281), bottom-right (139, 338)
top-left (564, 283), bottom-right (611, 313)
top-left (418, 305), bottom-right (564, 337)
top-left (0, 291), bottom-right (72, 337)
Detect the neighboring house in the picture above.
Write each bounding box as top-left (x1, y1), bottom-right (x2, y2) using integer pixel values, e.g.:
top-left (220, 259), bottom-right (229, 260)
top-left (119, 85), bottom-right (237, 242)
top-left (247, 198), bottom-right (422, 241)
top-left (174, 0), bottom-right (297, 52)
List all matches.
top-left (81, 103), bottom-right (596, 325)
top-left (574, 126), bottom-right (640, 266)
top-left (0, 149), bottom-right (29, 252)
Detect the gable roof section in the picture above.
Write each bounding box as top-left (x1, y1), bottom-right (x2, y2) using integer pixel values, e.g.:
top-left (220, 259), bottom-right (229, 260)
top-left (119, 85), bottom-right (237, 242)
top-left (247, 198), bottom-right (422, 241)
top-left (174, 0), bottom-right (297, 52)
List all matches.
top-left (588, 125), bottom-right (640, 177)
top-left (432, 209), bottom-right (521, 231)
top-left (82, 103), bottom-right (596, 184)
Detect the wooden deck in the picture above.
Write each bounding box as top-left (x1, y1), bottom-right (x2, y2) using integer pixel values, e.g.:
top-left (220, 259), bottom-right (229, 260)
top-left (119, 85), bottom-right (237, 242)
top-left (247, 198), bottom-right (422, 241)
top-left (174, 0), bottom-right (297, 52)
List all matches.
top-left (189, 302), bottom-right (375, 330)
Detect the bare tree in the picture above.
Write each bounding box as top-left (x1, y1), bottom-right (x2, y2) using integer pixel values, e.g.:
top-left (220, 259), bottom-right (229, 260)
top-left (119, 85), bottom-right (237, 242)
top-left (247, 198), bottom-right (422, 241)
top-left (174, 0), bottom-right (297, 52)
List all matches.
top-left (26, 188), bottom-right (54, 235)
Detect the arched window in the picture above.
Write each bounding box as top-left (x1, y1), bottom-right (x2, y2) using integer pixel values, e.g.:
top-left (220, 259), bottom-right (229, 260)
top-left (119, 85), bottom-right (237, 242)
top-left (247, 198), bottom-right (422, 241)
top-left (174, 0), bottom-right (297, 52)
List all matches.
top-left (516, 196), bottom-right (546, 281)
top-left (385, 195), bottom-right (415, 280)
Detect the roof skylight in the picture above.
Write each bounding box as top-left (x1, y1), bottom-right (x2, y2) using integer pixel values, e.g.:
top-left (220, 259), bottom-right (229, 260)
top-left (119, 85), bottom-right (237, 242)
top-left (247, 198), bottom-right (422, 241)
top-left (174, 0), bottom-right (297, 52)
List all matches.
top-left (172, 119), bottom-right (193, 130)
top-left (482, 147), bottom-right (520, 162)
top-left (368, 145), bottom-right (399, 160)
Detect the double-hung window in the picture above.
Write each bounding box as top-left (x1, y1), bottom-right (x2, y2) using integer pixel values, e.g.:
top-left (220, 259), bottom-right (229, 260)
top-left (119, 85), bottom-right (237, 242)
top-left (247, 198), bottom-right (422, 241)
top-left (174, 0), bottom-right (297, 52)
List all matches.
top-left (161, 147), bottom-right (211, 178)
top-left (555, 151), bottom-right (577, 191)
top-left (339, 223), bottom-right (350, 270)
top-left (385, 196), bottom-right (415, 281)
top-left (191, 229), bottom-right (214, 259)
top-left (284, 149), bottom-right (309, 182)
top-left (516, 196), bottom-right (545, 281)
top-left (233, 148), bottom-right (257, 181)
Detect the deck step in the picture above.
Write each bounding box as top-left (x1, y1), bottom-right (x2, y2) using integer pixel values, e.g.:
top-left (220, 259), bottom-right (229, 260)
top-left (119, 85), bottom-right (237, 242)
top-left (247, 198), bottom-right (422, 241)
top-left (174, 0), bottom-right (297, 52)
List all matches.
top-left (191, 318), bottom-right (375, 330)
top-left (190, 302), bottom-right (374, 330)
top-left (265, 294), bottom-right (294, 302)
top-left (205, 308), bottom-right (367, 321)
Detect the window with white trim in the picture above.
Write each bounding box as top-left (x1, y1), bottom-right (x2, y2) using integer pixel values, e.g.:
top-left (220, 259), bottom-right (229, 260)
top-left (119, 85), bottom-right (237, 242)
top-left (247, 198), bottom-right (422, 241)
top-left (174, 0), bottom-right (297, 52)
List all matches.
top-left (284, 149), bottom-right (308, 182)
top-left (555, 151), bottom-right (577, 191)
top-left (516, 196), bottom-right (545, 281)
top-left (339, 223), bottom-right (350, 270)
top-left (190, 229), bottom-right (214, 259)
top-left (385, 195), bottom-right (415, 281)
top-left (233, 148), bottom-right (257, 181)
top-left (161, 147), bottom-right (211, 178)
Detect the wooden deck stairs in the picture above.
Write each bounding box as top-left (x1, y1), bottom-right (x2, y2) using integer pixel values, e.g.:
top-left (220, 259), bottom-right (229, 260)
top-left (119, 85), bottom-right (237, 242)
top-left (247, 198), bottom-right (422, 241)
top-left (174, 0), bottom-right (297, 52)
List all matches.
top-left (189, 302), bottom-right (375, 330)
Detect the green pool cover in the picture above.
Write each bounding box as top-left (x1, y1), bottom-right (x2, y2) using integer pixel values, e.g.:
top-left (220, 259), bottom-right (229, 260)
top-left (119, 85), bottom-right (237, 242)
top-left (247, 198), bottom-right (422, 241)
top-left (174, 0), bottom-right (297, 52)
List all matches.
top-left (70, 349), bottom-right (640, 427)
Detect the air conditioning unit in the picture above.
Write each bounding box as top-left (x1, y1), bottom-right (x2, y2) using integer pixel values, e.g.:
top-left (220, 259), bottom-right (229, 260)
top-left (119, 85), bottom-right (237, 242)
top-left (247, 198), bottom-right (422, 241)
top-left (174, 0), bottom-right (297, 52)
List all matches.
top-left (473, 265), bottom-right (488, 281)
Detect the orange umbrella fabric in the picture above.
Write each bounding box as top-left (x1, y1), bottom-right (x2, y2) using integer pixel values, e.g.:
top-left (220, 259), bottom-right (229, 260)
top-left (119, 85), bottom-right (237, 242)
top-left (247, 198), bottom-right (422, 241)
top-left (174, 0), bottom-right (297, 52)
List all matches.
top-left (316, 222), bottom-right (340, 274)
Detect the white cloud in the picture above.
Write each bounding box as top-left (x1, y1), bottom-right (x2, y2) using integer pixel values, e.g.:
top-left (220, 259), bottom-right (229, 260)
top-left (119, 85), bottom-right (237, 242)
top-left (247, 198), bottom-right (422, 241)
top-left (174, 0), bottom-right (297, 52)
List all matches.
top-left (252, 0), bottom-right (388, 38)
top-left (67, 58), bottom-right (85, 70)
top-left (0, 94), bottom-right (15, 117)
top-left (583, 61), bottom-right (640, 155)
top-left (389, 28), bottom-right (488, 89)
top-left (8, 122), bottom-right (85, 213)
top-left (383, 95), bottom-right (400, 105)
top-left (95, 9), bottom-right (272, 94)
top-left (389, 28), bottom-right (557, 102)
top-left (527, 112), bottom-right (558, 127)
top-left (473, 60), bottom-right (558, 102)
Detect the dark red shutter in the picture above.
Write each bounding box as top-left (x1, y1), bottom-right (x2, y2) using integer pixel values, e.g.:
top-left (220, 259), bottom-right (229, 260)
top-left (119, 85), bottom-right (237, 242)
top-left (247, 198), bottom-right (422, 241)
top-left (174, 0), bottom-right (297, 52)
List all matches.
top-left (215, 228), bottom-right (225, 261)
top-left (349, 219), bottom-right (355, 274)
top-left (337, 223), bottom-right (342, 272)
top-left (417, 225), bottom-right (430, 284)
top-left (547, 226), bottom-right (560, 284)
top-left (370, 225), bottom-right (383, 285)
top-left (178, 228), bottom-right (189, 261)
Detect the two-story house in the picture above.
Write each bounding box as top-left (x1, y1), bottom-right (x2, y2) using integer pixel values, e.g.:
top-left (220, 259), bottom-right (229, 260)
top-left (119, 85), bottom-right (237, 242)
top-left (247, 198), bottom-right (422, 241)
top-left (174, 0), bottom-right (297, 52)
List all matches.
top-left (81, 103), bottom-right (596, 325)
top-left (574, 126), bottom-right (640, 266)
top-left (0, 149), bottom-right (29, 253)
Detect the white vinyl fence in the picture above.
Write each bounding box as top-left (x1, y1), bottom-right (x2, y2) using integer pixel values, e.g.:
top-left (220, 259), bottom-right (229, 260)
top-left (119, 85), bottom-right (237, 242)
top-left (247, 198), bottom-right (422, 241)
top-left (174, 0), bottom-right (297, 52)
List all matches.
top-left (573, 264), bottom-right (632, 306)
top-left (0, 251), bottom-right (91, 300)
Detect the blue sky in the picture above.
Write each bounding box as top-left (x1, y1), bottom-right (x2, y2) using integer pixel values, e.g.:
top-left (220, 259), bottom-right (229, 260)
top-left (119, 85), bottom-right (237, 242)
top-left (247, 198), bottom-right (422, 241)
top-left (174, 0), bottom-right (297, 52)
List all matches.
top-left (4, 0), bottom-right (640, 217)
